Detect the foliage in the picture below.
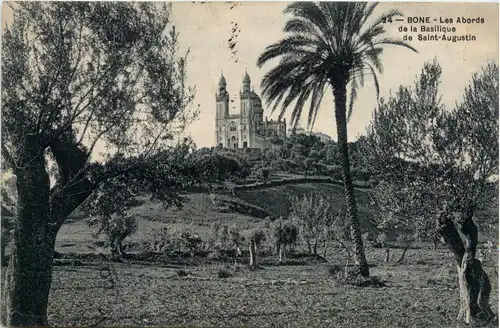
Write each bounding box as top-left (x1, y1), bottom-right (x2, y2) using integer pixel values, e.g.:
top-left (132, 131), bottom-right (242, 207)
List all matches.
top-left (87, 211), bottom-right (138, 257)
top-left (289, 194), bottom-right (335, 255)
top-left (217, 267), bottom-right (234, 279)
top-left (365, 59), bottom-right (498, 242)
top-left (250, 229), bottom-right (267, 248)
top-left (364, 59), bottom-right (498, 322)
top-left (181, 231), bottom-right (203, 255)
top-left (257, 2), bottom-right (416, 128)
top-left (0, 3), bottom-right (249, 324)
top-left (273, 218), bottom-right (299, 250)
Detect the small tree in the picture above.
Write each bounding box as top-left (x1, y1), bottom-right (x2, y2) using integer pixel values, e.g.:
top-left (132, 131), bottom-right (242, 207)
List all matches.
top-left (149, 226), bottom-right (170, 253)
top-left (289, 194), bottom-right (333, 256)
top-left (248, 229), bottom-right (266, 268)
top-left (88, 211), bottom-right (138, 258)
top-left (229, 225), bottom-right (243, 264)
top-left (273, 218), bottom-right (299, 262)
top-left (322, 207), bottom-right (353, 272)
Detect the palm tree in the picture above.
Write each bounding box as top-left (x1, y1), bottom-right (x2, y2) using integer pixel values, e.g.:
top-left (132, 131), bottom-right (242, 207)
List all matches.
top-left (257, 2), bottom-right (417, 277)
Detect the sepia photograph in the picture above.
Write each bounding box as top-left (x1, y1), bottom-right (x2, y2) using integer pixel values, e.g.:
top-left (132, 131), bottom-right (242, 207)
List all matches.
top-left (1, 1), bottom-right (498, 327)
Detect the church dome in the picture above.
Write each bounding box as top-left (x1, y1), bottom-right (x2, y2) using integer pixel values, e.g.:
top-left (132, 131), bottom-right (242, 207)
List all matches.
top-left (243, 71), bottom-right (251, 84)
top-left (251, 91), bottom-right (263, 111)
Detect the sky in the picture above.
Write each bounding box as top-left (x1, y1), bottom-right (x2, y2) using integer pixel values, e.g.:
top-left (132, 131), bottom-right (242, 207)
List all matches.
top-left (1, 2), bottom-right (499, 151)
top-left (168, 2), bottom-right (498, 148)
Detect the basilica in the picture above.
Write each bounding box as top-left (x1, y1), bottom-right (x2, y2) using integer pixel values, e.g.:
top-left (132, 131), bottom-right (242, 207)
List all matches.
top-left (215, 71), bottom-right (287, 149)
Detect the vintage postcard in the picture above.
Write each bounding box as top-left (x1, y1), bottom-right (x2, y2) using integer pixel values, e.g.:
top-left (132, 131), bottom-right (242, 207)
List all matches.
top-left (1, 1), bottom-right (498, 327)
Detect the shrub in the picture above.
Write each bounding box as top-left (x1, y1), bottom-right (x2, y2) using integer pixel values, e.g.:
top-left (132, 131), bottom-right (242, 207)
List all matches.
top-left (376, 232), bottom-right (387, 248)
top-left (217, 267), bottom-right (234, 278)
top-left (181, 232), bottom-right (203, 256)
top-left (327, 264), bottom-right (343, 277)
top-left (87, 211), bottom-right (138, 258)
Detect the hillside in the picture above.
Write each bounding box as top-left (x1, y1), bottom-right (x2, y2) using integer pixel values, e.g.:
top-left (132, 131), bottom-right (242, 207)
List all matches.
top-left (127, 181), bottom-right (377, 233)
top-left (231, 182), bottom-right (376, 231)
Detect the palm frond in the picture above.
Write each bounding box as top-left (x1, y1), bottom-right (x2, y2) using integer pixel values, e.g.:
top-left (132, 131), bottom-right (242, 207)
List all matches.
top-left (284, 2), bottom-right (331, 39)
top-left (366, 63), bottom-right (381, 101)
top-left (257, 34), bottom-right (318, 68)
top-left (258, 1), bottom-right (418, 133)
top-left (307, 76), bottom-right (328, 129)
top-left (373, 37), bottom-right (418, 53)
top-left (347, 77), bottom-right (359, 122)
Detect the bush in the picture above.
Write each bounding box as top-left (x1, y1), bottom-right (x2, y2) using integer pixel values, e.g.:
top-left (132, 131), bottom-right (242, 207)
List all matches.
top-left (181, 231), bottom-right (203, 256)
top-left (217, 267), bottom-right (234, 278)
top-left (87, 212), bottom-right (138, 257)
top-left (327, 264), bottom-right (343, 277)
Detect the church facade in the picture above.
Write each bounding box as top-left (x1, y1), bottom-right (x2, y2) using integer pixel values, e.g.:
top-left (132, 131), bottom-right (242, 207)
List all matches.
top-left (215, 71), bottom-right (286, 149)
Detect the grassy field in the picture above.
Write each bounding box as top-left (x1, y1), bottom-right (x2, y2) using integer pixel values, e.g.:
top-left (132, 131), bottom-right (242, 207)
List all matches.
top-left (47, 247), bottom-right (498, 327)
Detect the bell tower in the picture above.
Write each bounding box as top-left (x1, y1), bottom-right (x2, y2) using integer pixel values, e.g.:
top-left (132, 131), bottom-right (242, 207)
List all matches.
top-left (216, 72), bottom-right (229, 147)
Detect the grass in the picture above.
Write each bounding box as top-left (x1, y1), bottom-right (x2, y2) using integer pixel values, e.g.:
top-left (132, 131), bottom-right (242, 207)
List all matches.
top-left (45, 247), bottom-right (498, 328)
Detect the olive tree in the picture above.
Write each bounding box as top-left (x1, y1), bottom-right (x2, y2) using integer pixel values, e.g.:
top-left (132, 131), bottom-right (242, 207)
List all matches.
top-left (365, 60), bottom-right (498, 323)
top-left (0, 3), bottom-right (242, 326)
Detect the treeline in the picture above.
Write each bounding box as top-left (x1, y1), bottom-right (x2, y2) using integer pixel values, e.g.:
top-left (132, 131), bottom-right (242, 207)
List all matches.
top-left (191, 134), bottom-right (374, 186)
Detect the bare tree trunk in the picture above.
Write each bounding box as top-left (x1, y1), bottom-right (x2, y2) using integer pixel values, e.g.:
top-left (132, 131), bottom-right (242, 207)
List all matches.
top-left (313, 239), bottom-right (318, 256)
top-left (249, 242), bottom-right (254, 267)
top-left (234, 245), bottom-right (240, 266)
top-left (306, 240), bottom-right (311, 255)
top-left (323, 238), bottom-right (330, 259)
top-left (433, 235), bottom-right (439, 250)
top-left (279, 247), bottom-right (283, 263)
top-left (396, 247), bottom-right (408, 264)
top-left (333, 83), bottom-right (369, 278)
top-left (385, 248), bottom-right (390, 263)
top-left (437, 211), bottom-right (495, 323)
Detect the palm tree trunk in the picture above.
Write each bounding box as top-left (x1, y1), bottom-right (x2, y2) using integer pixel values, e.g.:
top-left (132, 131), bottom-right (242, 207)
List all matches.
top-left (332, 83), bottom-right (369, 278)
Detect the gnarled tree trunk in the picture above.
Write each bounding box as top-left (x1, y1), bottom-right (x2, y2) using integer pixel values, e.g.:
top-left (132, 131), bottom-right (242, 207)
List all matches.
top-left (333, 82), bottom-right (369, 278)
top-left (1, 135), bottom-right (54, 326)
top-left (437, 211), bottom-right (495, 324)
top-left (1, 133), bottom-right (93, 327)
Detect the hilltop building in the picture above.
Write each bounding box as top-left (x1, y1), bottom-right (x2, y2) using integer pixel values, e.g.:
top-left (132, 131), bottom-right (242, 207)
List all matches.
top-left (215, 71), bottom-right (286, 149)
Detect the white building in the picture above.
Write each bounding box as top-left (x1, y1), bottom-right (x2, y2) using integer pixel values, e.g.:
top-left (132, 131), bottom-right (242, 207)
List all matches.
top-left (215, 71), bottom-right (286, 149)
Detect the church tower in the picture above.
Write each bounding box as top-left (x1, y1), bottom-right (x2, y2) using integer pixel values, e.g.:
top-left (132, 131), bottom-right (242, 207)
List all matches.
top-left (215, 72), bottom-right (229, 147)
top-left (239, 71), bottom-right (253, 148)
